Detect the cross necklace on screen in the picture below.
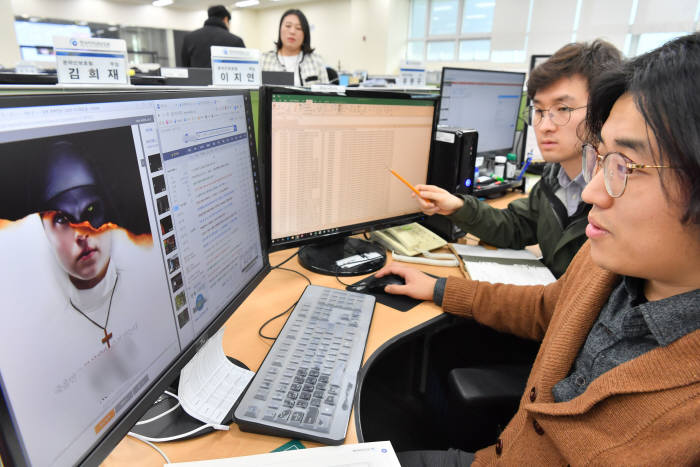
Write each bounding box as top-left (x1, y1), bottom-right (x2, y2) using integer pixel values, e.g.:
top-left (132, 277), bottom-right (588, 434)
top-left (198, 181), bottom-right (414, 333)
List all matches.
top-left (69, 272), bottom-right (119, 349)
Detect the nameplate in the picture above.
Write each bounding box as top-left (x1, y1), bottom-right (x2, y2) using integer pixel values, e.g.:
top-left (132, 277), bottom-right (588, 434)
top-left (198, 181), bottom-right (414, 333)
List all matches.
top-left (54, 36), bottom-right (129, 85)
top-left (399, 60), bottom-right (426, 87)
top-left (211, 47), bottom-right (261, 86)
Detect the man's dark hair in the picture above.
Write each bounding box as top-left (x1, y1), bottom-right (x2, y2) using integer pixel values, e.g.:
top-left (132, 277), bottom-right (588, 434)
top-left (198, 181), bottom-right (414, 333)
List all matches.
top-left (208, 5), bottom-right (231, 20)
top-left (586, 33), bottom-right (700, 226)
top-left (275, 9), bottom-right (314, 55)
top-left (527, 40), bottom-right (622, 99)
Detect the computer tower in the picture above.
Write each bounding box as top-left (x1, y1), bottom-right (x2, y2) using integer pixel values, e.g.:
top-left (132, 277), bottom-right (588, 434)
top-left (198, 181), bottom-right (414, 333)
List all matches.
top-left (422, 128), bottom-right (478, 241)
top-left (427, 127), bottom-right (478, 195)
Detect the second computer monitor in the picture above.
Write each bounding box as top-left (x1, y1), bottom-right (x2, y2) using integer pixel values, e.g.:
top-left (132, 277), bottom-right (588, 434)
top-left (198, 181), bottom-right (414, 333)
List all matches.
top-left (260, 87), bottom-right (437, 275)
top-left (438, 67), bottom-right (525, 157)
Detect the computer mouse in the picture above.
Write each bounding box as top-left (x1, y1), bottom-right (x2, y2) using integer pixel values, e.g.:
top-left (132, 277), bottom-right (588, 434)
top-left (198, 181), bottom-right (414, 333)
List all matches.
top-left (349, 274), bottom-right (406, 294)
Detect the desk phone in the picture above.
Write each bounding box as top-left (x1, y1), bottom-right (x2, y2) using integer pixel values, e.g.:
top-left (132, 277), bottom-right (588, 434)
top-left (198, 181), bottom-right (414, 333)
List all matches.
top-left (370, 222), bottom-right (446, 256)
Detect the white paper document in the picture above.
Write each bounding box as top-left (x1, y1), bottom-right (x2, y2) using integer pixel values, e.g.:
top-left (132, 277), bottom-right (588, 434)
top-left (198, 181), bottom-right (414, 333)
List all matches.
top-left (465, 261), bottom-right (556, 286)
top-left (167, 441), bottom-right (401, 467)
top-left (178, 327), bottom-right (254, 425)
top-left (450, 243), bottom-right (556, 286)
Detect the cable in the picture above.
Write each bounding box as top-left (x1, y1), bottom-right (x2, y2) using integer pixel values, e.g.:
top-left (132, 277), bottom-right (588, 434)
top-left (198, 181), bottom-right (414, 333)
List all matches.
top-left (335, 274), bottom-right (353, 288)
top-left (135, 390), bottom-right (180, 426)
top-left (276, 266), bottom-right (312, 285)
top-left (271, 250), bottom-right (299, 269)
top-left (257, 266), bottom-right (312, 341)
top-left (127, 422), bottom-right (229, 444)
top-left (126, 434), bottom-right (171, 464)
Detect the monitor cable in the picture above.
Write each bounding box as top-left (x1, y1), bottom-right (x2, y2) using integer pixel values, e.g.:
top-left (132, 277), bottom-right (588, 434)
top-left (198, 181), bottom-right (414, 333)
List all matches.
top-left (126, 433), bottom-right (171, 464)
top-left (271, 249), bottom-right (299, 269)
top-left (126, 392), bottom-right (230, 460)
top-left (258, 265), bottom-right (312, 341)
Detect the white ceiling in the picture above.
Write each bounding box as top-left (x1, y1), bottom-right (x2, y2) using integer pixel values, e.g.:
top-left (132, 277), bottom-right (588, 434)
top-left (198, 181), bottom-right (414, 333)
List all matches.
top-left (106, 0), bottom-right (320, 11)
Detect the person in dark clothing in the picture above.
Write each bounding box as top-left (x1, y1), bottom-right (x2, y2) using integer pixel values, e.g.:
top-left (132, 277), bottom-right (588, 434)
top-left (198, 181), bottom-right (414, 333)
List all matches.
top-left (181, 5), bottom-right (245, 68)
top-left (414, 40), bottom-right (622, 278)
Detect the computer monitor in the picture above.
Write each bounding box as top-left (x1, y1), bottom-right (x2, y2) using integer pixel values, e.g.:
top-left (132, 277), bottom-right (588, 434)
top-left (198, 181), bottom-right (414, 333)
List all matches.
top-left (0, 89), bottom-right (269, 466)
top-left (259, 87), bottom-right (438, 276)
top-left (14, 20), bottom-right (92, 63)
top-left (438, 67), bottom-right (525, 157)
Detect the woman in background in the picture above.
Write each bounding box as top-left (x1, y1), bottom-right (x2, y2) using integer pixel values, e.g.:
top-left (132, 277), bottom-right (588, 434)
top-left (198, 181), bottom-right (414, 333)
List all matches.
top-left (261, 9), bottom-right (329, 86)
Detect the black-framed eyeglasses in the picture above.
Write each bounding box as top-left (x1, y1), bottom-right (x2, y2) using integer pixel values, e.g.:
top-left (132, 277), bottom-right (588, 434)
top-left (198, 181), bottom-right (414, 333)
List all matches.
top-left (528, 105), bottom-right (586, 127)
top-left (581, 143), bottom-right (672, 198)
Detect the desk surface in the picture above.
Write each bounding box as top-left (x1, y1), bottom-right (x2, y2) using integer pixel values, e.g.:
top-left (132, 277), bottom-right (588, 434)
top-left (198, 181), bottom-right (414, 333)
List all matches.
top-left (103, 192), bottom-right (524, 465)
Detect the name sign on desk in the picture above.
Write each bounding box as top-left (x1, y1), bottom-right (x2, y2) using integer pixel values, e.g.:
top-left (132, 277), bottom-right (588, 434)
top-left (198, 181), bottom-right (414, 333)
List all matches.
top-left (54, 36), bottom-right (129, 85)
top-left (211, 46), bottom-right (260, 86)
top-left (399, 60), bottom-right (426, 87)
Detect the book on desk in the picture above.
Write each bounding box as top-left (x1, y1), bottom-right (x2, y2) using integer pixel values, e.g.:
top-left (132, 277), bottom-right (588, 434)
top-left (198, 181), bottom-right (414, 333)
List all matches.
top-left (449, 243), bottom-right (556, 286)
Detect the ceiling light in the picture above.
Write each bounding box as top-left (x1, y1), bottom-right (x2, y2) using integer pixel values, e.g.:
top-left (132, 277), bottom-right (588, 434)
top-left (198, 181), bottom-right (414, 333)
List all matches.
top-left (152, 0), bottom-right (174, 6)
top-left (234, 0), bottom-right (259, 7)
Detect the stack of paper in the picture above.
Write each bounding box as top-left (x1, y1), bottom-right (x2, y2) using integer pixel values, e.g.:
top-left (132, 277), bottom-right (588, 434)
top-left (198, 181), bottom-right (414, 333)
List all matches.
top-left (449, 244), bottom-right (556, 286)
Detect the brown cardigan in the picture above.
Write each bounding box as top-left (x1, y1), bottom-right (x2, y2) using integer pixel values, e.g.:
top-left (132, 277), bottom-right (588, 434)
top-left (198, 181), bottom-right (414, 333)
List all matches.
top-left (442, 242), bottom-right (700, 466)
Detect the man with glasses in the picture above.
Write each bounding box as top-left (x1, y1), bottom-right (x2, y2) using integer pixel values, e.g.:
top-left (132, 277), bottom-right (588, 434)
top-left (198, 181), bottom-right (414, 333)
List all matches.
top-left (380, 33), bottom-right (700, 466)
top-left (415, 41), bottom-right (621, 278)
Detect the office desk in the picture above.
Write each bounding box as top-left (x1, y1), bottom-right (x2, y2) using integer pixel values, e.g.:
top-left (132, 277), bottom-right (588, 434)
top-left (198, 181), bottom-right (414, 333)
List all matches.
top-left (104, 191), bottom-right (526, 465)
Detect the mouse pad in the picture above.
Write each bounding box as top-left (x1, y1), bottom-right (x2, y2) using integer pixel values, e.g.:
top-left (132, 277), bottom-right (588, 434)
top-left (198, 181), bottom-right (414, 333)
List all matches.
top-left (346, 273), bottom-right (438, 312)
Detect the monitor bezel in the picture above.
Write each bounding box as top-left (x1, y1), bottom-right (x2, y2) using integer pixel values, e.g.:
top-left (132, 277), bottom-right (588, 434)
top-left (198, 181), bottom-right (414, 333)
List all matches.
top-left (529, 54), bottom-right (551, 73)
top-left (438, 66), bottom-right (526, 155)
top-left (0, 88), bottom-right (271, 467)
top-left (259, 85), bottom-right (438, 253)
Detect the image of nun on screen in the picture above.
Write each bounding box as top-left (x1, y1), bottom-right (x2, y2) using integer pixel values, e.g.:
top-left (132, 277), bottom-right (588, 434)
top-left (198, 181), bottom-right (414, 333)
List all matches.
top-left (0, 127), bottom-right (179, 465)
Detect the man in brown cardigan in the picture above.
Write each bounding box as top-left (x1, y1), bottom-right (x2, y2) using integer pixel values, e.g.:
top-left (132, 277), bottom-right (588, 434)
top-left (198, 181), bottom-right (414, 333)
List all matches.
top-left (377, 33), bottom-right (700, 466)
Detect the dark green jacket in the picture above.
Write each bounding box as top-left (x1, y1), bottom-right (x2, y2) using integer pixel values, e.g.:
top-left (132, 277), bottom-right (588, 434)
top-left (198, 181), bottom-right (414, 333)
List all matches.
top-left (448, 163), bottom-right (590, 278)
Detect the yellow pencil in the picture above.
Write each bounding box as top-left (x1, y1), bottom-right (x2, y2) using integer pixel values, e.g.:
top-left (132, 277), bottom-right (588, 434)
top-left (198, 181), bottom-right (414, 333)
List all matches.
top-left (390, 169), bottom-right (430, 203)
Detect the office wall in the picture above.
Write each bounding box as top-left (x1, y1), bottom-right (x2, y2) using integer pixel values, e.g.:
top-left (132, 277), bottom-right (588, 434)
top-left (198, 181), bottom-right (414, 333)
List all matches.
top-left (10, 0), bottom-right (205, 31)
top-left (0, 0), bottom-right (21, 68)
top-left (6, 0), bottom-right (408, 74)
top-left (247, 0), bottom-right (410, 75)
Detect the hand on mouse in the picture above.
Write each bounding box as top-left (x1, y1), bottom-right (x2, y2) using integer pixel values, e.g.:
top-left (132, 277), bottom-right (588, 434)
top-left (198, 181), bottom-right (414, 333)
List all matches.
top-left (374, 262), bottom-right (437, 301)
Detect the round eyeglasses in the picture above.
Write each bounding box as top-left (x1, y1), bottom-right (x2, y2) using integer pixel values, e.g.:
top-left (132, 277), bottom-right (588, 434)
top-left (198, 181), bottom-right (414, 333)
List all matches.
top-left (528, 105), bottom-right (586, 127)
top-left (581, 143), bottom-right (672, 198)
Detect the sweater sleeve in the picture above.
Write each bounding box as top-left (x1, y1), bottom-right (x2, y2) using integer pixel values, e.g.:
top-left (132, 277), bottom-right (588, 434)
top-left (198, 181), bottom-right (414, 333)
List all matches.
top-left (448, 181), bottom-right (544, 249)
top-left (441, 252), bottom-right (574, 341)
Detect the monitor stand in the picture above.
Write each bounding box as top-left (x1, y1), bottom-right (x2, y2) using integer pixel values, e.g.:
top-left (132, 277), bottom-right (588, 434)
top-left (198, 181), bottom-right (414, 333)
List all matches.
top-left (129, 356), bottom-right (248, 441)
top-left (298, 237), bottom-right (386, 276)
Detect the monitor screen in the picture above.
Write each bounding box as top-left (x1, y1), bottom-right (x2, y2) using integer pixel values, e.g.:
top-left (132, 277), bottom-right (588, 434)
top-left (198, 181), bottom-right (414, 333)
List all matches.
top-left (14, 21), bottom-right (92, 63)
top-left (0, 89), bottom-right (268, 466)
top-left (261, 88), bottom-right (437, 254)
top-left (438, 67), bottom-right (525, 155)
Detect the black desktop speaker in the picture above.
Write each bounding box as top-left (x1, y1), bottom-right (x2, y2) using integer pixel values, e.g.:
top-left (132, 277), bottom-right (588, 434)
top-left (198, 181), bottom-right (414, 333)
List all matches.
top-left (422, 127), bottom-right (478, 241)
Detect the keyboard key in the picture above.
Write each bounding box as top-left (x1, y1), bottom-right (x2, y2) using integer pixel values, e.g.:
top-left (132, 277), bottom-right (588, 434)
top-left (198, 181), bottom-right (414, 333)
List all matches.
top-left (295, 399), bottom-right (309, 409)
top-left (303, 407), bottom-right (319, 425)
top-left (277, 409), bottom-right (291, 421)
top-left (290, 411), bottom-right (304, 424)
